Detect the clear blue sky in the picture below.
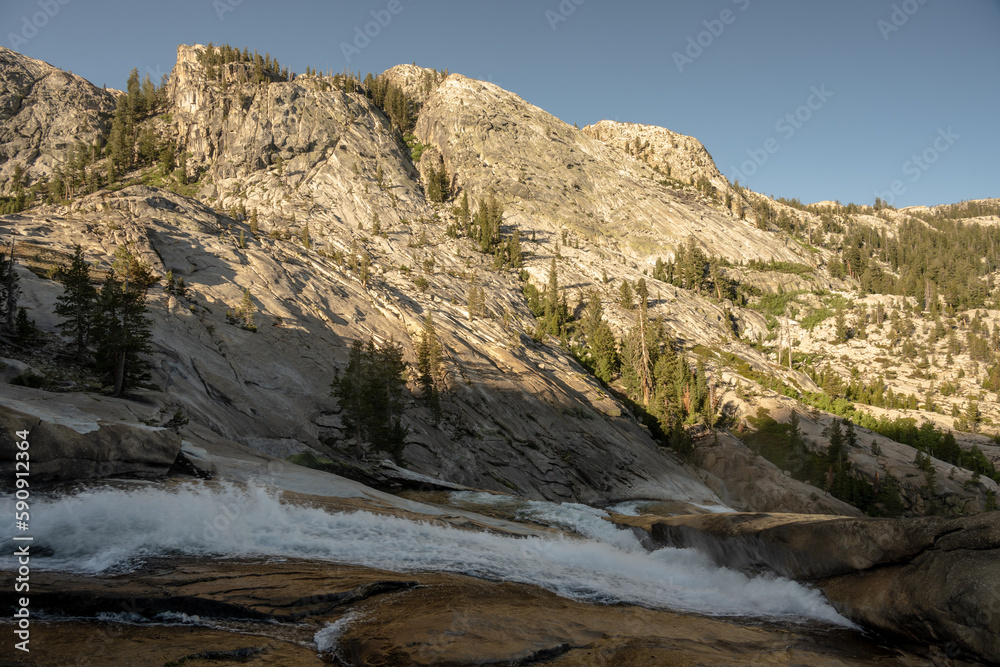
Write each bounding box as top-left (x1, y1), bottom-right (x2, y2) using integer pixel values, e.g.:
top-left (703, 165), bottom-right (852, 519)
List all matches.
top-left (4, 0), bottom-right (998, 207)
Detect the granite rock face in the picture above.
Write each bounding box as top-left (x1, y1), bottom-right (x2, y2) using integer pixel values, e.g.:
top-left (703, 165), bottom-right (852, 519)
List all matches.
top-left (692, 431), bottom-right (862, 516)
top-left (618, 511), bottom-right (1000, 662)
top-left (5, 181), bottom-right (724, 506)
top-left (0, 46), bottom-right (115, 188)
top-left (414, 74), bottom-right (805, 268)
top-left (0, 386), bottom-right (181, 483)
top-left (583, 119), bottom-right (736, 201)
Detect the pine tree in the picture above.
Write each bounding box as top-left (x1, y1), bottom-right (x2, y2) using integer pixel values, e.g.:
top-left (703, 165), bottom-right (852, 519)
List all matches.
top-left (331, 338), bottom-right (409, 462)
top-left (619, 279), bottom-right (633, 310)
top-left (454, 191), bottom-right (471, 235)
top-left (426, 165), bottom-right (442, 203)
top-left (416, 315), bottom-right (443, 422)
top-left (436, 164), bottom-right (450, 201)
top-left (473, 193), bottom-right (503, 254)
top-left (54, 245), bottom-right (97, 361)
top-left (965, 400), bottom-right (982, 434)
top-left (91, 274), bottom-right (152, 397)
top-left (107, 92), bottom-right (135, 172)
top-left (111, 246), bottom-right (157, 288)
top-left (0, 240), bottom-right (20, 332)
top-left (827, 420), bottom-right (845, 464)
top-left (844, 418), bottom-right (858, 449)
top-left (834, 307), bottom-right (848, 343)
top-left (14, 307), bottom-right (36, 345)
top-left (544, 256), bottom-right (561, 334)
top-left (635, 277), bottom-right (648, 310)
top-left (581, 289), bottom-right (603, 340)
top-left (590, 320), bottom-right (618, 383)
top-left (237, 288), bottom-right (256, 330)
top-left (506, 227), bottom-right (522, 268)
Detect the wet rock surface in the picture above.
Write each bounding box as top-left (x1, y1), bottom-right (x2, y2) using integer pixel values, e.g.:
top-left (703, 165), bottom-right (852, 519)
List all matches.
top-left (616, 511), bottom-right (1000, 663)
top-left (3, 558), bottom-right (939, 666)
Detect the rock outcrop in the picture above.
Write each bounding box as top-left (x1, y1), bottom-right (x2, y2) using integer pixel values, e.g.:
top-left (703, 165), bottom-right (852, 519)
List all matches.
top-left (0, 46), bottom-right (115, 188)
top-left (692, 431), bottom-right (863, 516)
top-left (14, 558), bottom-right (935, 666)
top-left (0, 384), bottom-right (181, 483)
top-left (617, 511), bottom-right (1000, 662)
top-left (582, 119), bottom-right (736, 200)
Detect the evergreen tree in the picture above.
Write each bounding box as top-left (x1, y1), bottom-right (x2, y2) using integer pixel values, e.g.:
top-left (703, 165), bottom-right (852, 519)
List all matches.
top-left (14, 307), bottom-right (37, 345)
top-left (108, 92), bottom-right (135, 171)
top-left (425, 162), bottom-right (449, 203)
top-left (635, 277), bottom-right (648, 310)
top-left (580, 290), bottom-right (618, 383)
top-left (581, 289), bottom-right (604, 340)
top-left (506, 227), bottom-right (523, 268)
top-left (965, 399), bottom-right (982, 434)
top-left (827, 420), bottom-right (845, 465)
top-left (473, 193), bottom-right (503, 254)
top-left (0, 241), bottom-right (20, 332)
top-left (54, 245), bottom-right (97, 361)
top-left (834, 307), bottom-right (848, 343)
top-left (416, 314), bottom-right (443, 422)
top-left (589, 320), bottom-right (618, 383)
top-left (91, 274), bottom-right (152, 397)
top-left (543, 256), bottom-right (562, 334)
top-left (332, 338), bottom-right (409, 462)
top-left (111, 246), bottom-right (157, 288)
top-left (237, 288), bottom-right (256, 330)
top-left (454, 191), bottom-right (471, 235)
top-left (619, 279), bottom-right (633, 310)
top-left (844, 418), bottom-right (858, 450)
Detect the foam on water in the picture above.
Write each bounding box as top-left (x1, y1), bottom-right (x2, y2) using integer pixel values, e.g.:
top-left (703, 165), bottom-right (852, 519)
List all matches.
top-left (0, 482), bottom-right (852, 626)
top-left (314, 612), bottom-right (362, 655)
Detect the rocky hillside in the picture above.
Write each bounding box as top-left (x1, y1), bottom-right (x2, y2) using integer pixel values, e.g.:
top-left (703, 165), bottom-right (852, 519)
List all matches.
top-left (0, 46), bottom-right (115, 188)
top-left (582, 119), bottom-right (737, 202)
top-left (1, 44), bottom-right (999, 519)
top-left (414, 73), bottom-right (803, 267)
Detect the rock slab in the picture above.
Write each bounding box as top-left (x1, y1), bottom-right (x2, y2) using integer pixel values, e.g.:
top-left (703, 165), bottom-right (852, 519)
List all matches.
top-left (616, 511), bottom-right (1000, 663)
top-left (0, 397), bottom-right (181, 484)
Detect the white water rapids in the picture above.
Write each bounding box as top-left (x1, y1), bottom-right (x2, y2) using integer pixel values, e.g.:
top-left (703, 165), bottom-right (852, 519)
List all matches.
top-left (1, 482), bottom-right (853, 626)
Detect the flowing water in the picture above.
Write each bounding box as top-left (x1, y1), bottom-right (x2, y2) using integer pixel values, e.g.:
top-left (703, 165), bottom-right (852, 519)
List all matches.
top-left (1, 481), bottom-right (853, 626)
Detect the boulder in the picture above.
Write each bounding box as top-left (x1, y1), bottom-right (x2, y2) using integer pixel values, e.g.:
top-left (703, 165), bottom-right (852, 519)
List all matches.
top-left (0, 401), bottom-right (181, 485)
top-left (616, 511), bottom-right (1000, 662)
